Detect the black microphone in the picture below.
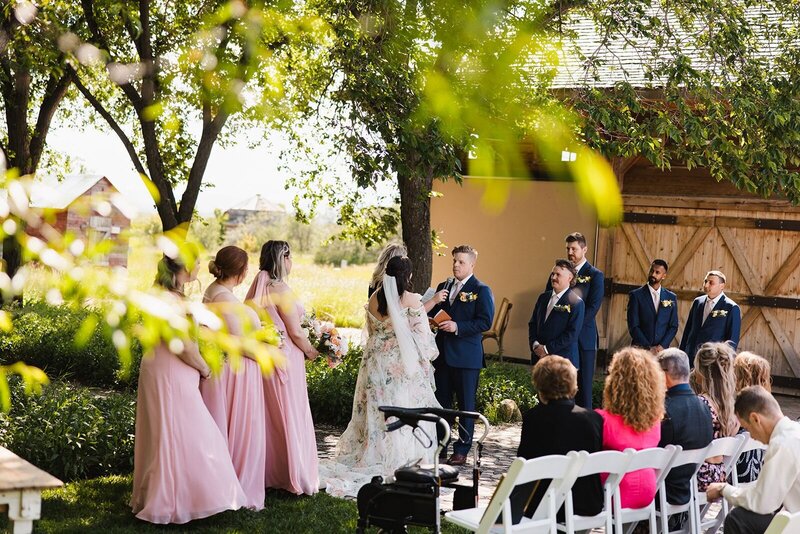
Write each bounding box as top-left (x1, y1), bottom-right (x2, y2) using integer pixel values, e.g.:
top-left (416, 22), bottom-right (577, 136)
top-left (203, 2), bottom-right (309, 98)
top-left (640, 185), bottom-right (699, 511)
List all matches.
top-left (444, 277), bottom-right (455, 292)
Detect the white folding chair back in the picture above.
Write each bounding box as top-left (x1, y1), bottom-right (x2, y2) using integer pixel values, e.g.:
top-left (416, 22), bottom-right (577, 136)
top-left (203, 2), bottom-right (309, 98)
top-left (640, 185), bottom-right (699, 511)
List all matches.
top-left (696, 434), bottom-right (747, 534)
top-left (765, 510), bottom-right (800, 534)
top-left (615, 445), bottom-right (681, 534)
top-left (732, 432), bottom-right (767, 488)
top-left (655, 444), bottom-right (712, 534)
top-left (445, 451), bottom-right (586, 534)
top-left (558, 449), bottom-right (635, 534)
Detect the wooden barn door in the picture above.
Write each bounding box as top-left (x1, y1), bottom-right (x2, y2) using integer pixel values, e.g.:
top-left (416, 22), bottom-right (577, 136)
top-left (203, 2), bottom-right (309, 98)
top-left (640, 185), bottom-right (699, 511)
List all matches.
top-left (603, 204), bottom-right (800, 383)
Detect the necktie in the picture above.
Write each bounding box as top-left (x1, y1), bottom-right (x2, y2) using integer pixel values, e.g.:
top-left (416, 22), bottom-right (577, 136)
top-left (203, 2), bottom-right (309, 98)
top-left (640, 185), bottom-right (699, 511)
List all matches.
top-left (653, 290), bottom-right (659, 312)
top-left (702, 298), bottom-right (714, 324)
top-left (545, 292), bottom-right (559, 320)
top-left (449, 281), bottom-right (462, 304)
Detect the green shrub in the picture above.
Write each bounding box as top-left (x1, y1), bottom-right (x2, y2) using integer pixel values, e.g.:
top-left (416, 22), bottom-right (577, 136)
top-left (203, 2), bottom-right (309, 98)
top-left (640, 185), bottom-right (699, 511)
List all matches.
top-left (313, 239), bottom-right (378, 266)
top-left (306, 350), bottom-right (538, 426)
top-left (0, 301), bottom-right (142, 389)
top-left (0, 379), bottom-right (136, 481)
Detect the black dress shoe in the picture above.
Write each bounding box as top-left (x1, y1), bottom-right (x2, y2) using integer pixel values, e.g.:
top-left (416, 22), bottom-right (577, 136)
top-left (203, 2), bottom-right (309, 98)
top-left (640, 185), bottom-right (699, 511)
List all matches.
top-left (447, 453), bottom-right (467, 466)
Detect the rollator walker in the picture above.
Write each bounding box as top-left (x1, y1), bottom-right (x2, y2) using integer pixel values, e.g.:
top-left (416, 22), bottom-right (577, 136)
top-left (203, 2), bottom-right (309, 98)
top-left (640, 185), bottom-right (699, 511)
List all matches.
top-left (355, 406), bottom-right (490, 534)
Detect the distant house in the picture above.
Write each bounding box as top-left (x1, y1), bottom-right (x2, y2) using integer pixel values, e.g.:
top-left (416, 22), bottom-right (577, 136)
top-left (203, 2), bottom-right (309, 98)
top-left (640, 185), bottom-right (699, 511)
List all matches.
top-left (224, 194), bottom-right (286, 230)
top-left (29, 175), bottom-right (131, 267)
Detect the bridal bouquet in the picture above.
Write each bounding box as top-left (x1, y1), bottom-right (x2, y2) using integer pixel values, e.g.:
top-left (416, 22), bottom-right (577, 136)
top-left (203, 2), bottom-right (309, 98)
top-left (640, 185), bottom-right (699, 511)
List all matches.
top-left (302, 313), bottom-right (347, 368)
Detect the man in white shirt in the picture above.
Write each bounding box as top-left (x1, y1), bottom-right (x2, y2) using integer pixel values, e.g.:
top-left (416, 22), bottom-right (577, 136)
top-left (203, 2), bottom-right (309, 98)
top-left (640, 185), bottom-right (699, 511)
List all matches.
top-left (707, 386), bottom-right (800, 533)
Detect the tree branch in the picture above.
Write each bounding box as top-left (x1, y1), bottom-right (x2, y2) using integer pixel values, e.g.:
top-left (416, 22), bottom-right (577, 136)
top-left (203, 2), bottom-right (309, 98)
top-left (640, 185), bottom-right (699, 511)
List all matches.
top-left (29, 71), bottom-right (72, 172)
top-left (68, 66), bottom-right (147, 176)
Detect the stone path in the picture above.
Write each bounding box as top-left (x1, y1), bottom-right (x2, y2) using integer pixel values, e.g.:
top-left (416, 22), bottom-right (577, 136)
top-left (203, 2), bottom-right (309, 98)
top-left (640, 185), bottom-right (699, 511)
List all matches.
top-left (317, 394), bottom-right (800, 531)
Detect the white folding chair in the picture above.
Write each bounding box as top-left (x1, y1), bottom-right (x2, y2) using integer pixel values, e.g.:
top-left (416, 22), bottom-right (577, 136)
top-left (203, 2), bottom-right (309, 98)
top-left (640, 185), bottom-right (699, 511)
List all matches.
top-left (731, 432), bottom-right (767, 489)
top-left (615, 445), bottom-right (681, 534)
top-left (445, 450), bottom-right (586, 534)
top-left (695, 434), bottom-right (747, 534)
top-left (655, 444), bottom-right (712, 534)
top-left (765, 510), bottom-right (800, 534)
top-left (557, 449), bottom-right (635, 534)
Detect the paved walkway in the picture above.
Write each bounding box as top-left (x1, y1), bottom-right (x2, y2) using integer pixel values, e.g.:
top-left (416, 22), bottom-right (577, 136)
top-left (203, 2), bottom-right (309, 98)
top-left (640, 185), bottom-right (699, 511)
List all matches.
top-left (316, 394), bottom-right (800, 530)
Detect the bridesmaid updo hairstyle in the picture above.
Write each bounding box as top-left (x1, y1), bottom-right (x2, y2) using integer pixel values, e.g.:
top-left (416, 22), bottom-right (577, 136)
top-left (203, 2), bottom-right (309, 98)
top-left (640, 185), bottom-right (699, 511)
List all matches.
top-left (259, 240), bottom-right (291, 282)
top-left (209, 246), bottom-right (248, 280)
top-left (377, 256), bottom-right (413, 316)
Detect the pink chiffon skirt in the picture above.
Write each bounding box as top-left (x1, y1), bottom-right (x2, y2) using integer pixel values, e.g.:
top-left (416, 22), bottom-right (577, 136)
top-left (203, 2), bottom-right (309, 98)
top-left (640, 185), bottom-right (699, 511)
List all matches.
top-left (130, 345), bottom-right (246, 524)
top-left (200, 359), bottom-right (267, 510)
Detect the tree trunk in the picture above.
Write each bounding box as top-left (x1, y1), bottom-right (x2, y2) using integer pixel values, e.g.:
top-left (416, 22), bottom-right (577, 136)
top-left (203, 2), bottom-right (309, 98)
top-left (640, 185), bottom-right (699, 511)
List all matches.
top-left (397, 167), bottom-right (434, 290)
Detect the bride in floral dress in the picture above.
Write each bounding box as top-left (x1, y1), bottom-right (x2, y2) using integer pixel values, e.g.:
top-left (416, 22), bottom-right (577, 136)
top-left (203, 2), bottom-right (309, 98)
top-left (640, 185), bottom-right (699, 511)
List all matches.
top-left (320, 256), bottom-right (440, 497)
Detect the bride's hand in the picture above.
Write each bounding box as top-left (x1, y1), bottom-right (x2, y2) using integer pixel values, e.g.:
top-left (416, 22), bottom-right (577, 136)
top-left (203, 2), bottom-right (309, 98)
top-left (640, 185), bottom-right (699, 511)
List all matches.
top-left (306, 347), bottom-right (320, 361)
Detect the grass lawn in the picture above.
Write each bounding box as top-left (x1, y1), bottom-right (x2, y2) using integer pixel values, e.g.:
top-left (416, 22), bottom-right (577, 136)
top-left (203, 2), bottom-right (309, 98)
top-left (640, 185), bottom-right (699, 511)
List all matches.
top-left (23, 239), bottom-right (373, 328)
top-left (1, 475), bottom-right (468, 533)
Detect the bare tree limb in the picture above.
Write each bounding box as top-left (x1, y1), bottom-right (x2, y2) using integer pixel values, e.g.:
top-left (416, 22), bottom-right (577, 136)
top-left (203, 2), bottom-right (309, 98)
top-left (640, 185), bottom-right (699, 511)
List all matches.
top-left (29, 71), bottom-right (72, 171)
top-left (69, 66), bottom-right (147, 177)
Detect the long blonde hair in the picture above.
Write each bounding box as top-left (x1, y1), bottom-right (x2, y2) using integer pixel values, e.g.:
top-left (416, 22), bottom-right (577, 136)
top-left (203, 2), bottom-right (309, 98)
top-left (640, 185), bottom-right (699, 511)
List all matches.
top-left (603, 347), bottom-right (665, 433)
top-left (734, 351), bottom-right (772, 392)
top-left (691, 342), bottom-right (739, 437)
top-left (370, 243), bottom-right (407, 289)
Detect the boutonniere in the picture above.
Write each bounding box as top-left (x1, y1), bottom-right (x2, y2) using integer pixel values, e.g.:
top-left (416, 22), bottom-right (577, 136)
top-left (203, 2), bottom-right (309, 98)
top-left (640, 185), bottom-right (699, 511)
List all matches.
top-left (661, 300), bottom-right (674, 308)
top-left (711, 309), bottom-right (728, 318)
top-left (576, 275), bottom-right (592, 284)
top-left (553, 304), bottom-right (571, 313)
top-left (459, 292), bottom-right (478, 302)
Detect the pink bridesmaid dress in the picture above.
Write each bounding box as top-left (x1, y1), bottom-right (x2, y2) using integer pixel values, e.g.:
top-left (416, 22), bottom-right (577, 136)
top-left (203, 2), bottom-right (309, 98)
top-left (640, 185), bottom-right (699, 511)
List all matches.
top-left (596, 409), bottom-right (661, 509)
top-left (200, 283), bottom-right (267, 510)
top-left (246, 271), bottom-right (319, 495)
top-left (130, 341), bottom-right (246, 524)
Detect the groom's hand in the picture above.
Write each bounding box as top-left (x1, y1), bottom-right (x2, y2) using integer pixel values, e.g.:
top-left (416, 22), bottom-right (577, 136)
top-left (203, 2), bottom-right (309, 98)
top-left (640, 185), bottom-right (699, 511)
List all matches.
top-left (439, 320), bottom-right (457, 333)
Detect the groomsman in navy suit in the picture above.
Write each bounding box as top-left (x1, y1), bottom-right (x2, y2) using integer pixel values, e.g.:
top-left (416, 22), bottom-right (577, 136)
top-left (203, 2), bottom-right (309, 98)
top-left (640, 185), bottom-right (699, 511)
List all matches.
top-left (529, 259), bottom-right (585, 367)
top-left (679, 270), bottom-right (741, 367)
top-left (429, 245), bottom-right (494, 466)
top-left (627, 259), bottom-right (679, 354)
top-left (546, 232), bottom-right (604, 408)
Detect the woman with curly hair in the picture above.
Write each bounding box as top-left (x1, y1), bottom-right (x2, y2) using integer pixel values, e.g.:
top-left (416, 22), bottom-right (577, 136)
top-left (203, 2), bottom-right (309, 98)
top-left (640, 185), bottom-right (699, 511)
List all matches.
top-left (597, 347), bottom-right (665, 509)
top-left (690, 342), bottom-right (739, 490)
top-left (733, 351), bottom-right (772, 483)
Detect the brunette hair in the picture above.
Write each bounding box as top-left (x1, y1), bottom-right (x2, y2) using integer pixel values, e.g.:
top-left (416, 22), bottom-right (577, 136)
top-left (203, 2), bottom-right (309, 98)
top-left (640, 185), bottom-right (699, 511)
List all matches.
top-left (370, 243), bottom-right (408, 290)
top-left (734, 351), bottom-right (772, 392)
top-left (209, 246), bottom-right (248, 280)
top-left (259, 240), bottom-right (291, 282)
top-left (452, 244), bottom-right (478, 261)
top-left (652, 259), bottom-right (669, 271)
top-left (376, 256), bottom-right (413, 316)
top-left (565, 232), bottom-right (587, 247)
top-left (553, 259), bottom-right (577, 287)
top-left (735, 385), bottom-right (781, 419)
top-left (691, 342), bottom-right (739, 437)
top-left (603, 347), bottom-right (665, 433)
top-left (154, 244), bottom-right (200, 294)
top-left (532, 356), bottom-right (578, 402)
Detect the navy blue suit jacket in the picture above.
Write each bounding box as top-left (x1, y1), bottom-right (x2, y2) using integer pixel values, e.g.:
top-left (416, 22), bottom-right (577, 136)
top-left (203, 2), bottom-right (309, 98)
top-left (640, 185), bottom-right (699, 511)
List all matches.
top-left (430, 275), bottom-right (494, 370)
top-left (528, 288), bottom-right (585, 367)
top-left (679, 293), bottom-right (741, 361)
top-left (547, 262), bottom-right (604, 351)
top-left (627, 285), bottom-right (679, 348)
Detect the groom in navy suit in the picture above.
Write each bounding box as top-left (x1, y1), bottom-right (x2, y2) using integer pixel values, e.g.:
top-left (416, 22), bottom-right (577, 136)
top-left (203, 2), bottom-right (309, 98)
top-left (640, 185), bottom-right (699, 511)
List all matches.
top-left (429, 245), bottom-right (494, 466)
top-left (529, 259), bottom-right (585, 367)
top-left (627, 259), bottom-right (679, 354)
top-left (546, 232), bottom-right (604, 408)
top-left (679, 270), bottom-right (741, 367)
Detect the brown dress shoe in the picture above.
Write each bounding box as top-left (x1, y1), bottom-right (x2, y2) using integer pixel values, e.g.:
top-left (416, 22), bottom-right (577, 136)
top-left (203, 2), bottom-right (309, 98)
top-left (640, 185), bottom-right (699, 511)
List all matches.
top-left (447, 453), bottom-right (467, 466)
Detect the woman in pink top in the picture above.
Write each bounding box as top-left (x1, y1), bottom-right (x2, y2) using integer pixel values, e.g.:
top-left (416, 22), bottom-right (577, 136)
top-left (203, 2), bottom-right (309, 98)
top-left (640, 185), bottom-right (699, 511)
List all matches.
top-left (596, 347), bottom-right (666, 509)
top-left (200, 246), bottom-right (266, 510)
top-left (246, 240), bottom-right (320, 495)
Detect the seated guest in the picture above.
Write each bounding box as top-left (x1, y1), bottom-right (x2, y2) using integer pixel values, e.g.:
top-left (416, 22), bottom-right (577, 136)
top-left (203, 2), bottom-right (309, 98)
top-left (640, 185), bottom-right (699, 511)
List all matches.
top-left (734, 351), bottom-right (772, 483)
top-left (707, 386), bottom-right (800, 534)
top-left (627, 259), bottom-right (679, 355)
top-left (528, 259), bottom-right (585, 368)
top-left (691, 342), bottom-right (739, 491)
top-left (657, 349), bottom-right (713, 509)
top-left (597, 347), bottom-right (665, 509)
top-left (516, 355), bottom-right (603, 521)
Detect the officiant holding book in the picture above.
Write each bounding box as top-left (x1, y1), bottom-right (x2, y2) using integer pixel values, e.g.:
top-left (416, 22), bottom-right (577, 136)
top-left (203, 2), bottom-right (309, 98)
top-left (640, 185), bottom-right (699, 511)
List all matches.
top-left (429, 245), bottom-right (494, 466)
